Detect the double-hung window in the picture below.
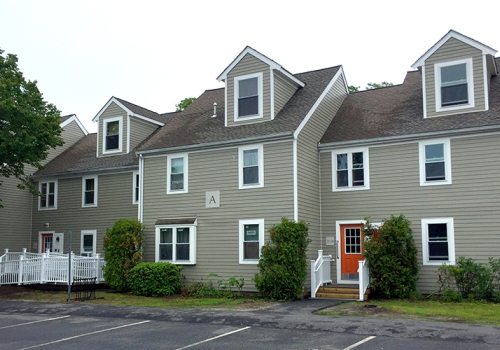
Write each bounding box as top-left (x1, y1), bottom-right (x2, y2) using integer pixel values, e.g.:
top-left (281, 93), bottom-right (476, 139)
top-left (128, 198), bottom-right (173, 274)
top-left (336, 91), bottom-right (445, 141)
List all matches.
top-left (419, 139), bottom-right (451, 186)
top-left (80, 230), bottom-right (96, 257)
top-left (332, 148), bottom-right (369, 191)
top-left (239, 144), bottom-right (264, 189)
top-left (39, 180), bottom-right (57, 210)
top-left (234, 73), bottom-right (263, 120)
top-left (421, 218), bottom-right (455, 265)
top-left (167, 154), bottom-right (188, 194)
top-left (133, 171), bottom-right (140, 204)
top-left (103, 117), bottom-right (123, 153)
top-left (239, 219), bottom-right (264, 264)
top-left (435, 58), bottom-right (474, 112)
top-left (155, 220), bottom-right (196, 264)
top-left (82, 176), bottom-right (98, 207)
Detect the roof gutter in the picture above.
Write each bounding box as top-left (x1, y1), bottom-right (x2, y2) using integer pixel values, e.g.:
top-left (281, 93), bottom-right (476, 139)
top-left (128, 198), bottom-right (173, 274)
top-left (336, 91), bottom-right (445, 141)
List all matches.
top-left (136, 132), bottom-right (294, 156)
top-left (318, 124), bottom-right (500, 150)
top-left (32, 165), bottom-right (139, 180)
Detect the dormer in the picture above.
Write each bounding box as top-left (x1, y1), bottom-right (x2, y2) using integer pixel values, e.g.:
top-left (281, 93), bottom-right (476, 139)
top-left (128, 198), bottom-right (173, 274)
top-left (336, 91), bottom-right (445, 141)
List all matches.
top-left (217, 46), bottom-right (305, 127)
top-left (412, 30), bottom-right (498, 119)
top-left (93, 97), bottom-right (164, 157)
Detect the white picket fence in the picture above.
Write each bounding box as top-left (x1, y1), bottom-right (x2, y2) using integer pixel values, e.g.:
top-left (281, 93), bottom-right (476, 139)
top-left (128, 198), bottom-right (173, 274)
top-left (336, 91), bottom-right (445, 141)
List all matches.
top-left (0, 248), bottom-right (105, 286)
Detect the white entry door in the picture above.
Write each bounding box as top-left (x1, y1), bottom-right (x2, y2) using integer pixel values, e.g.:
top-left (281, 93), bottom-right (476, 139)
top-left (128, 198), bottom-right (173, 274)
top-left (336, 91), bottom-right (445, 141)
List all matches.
top-left (53, 233), bottom-right (64, 253)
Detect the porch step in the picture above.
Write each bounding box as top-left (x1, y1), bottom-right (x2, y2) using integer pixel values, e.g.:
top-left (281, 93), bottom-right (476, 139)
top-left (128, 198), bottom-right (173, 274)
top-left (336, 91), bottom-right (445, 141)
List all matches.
top-left (316, 285), bottom-right (370, 301)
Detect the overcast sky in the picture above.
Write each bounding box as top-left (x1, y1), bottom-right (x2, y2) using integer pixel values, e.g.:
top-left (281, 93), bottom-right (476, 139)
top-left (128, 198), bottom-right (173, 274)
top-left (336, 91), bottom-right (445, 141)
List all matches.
top-left (1, 1), bottom-right (498, 133)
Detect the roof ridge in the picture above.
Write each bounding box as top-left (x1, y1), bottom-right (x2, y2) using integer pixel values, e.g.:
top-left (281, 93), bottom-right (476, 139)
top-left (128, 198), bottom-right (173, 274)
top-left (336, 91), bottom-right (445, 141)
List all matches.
top-left (113, 96), bottom-right (160, 115)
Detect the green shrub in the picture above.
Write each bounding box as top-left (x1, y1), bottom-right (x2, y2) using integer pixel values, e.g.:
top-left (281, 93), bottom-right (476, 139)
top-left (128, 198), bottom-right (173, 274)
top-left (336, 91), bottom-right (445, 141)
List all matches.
top-left (363, 214), bottom-right (419, 299)
top-left (438, 257), bottom-right (500, 301)
top-left (103, 218), bottom-right (144, 292)
top-left (253, 218), bottom-right (311, 301)
top-left (129, 262), bottom-right (183, 297)
top-left (183, 274), bottom-right (245, 298)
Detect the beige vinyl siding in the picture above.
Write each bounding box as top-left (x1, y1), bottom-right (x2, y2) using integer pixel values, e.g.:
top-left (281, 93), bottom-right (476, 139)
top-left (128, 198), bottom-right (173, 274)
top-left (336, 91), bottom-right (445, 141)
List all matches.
top-left (129, 117), bottom-right (158, 150)
top-left (274, 71), bottom-right (298, 116)
top-left (296, 74), bottom-right (348, 287)
top-left (98, 102), bottom-right (127, 157)
top-left (42, 120), bottom-right (86, 166)
top-left (486, 55), bottom-right (496, 91)
top-left (32, 172), bottom-right (138, 254)
top-left (226, 53), bottom-right (271, 126)
top-left (142, 140), bottom-right (294, 291)
top-left (425, 37), bottom-right (485, 118)
top-left (320, 133), bottom-right (500, 292)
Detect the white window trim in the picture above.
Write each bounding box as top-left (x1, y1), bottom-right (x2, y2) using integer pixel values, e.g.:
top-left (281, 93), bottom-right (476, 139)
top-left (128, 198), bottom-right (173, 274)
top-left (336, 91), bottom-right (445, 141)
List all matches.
top-left (239, 218), bottom-right (265, 264)
top-left (238, 144), bottom-right (264, 189)
top-left (331, 147), bottom-right (370, 192)
top-left (167, 153), bottom-right (188, 194)
top-left (38, 180), bottom-right (58, 210)
top-left (155, 224), bottom-right (197, 265)
top-left (421, 218), bottom-right (455, 266)
top-left (82, 175), bottom-right (98, 207)
top-left (434, 58), bottom-right (475, 113)
top-left (419, 139), bottom-right (452, 186)
top-left (132, 171), bottom-right (139, 205)
top-left (102, 116), bottom-right (123, 154)
top-left (80, 230), bottom-right (97, 256)
top-left (234, 72), bottom-right (264, 121)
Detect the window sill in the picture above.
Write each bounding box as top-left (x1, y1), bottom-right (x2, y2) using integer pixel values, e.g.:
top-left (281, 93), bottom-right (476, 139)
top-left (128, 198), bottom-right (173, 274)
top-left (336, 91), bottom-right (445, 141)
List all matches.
top-left (420, 180), bottom-right (452, 187)
top-left (82, 204), bottom-right (97, 208)
top-left (38, 207), bottom-right (57, 211)
top-left (235, 114), bottom-right (263, 121)
top-left (436, 103), bottom-right (474, 113)
top-left (239, 183), bottom-right (264, 190)
top-left (166, 190), bottom-right (188, 195)
top-left (239, 260), bottom-right (259, 265)
top-left (102, 149), bottom-right (122, 155)
top-left (158, 260), bottom-right (195, 265)
top-left (332, 186), bottom-right (369, 192)
top-left (423, 260), bottom-right (455, 266)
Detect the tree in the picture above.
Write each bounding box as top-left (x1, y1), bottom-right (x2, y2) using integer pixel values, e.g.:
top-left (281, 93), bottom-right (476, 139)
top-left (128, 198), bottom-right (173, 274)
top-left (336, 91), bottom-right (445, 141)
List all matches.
top-left (175, 97), bottom-right (196, 112)
top-left (348, 85), bottom-right (360, 93)
top-left (0, 48), bottom-right (63, 205)
top-left (366, 81), bottom-right (394, 89)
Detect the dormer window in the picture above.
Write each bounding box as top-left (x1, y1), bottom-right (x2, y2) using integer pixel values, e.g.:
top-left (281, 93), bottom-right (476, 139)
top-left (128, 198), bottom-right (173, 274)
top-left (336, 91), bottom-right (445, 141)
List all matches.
top-left (103, 117), bottom-right (122, 153)
top-left (234, 73), bottom-right (263, 120)
top-left (435, 58), bottom-right (474, 112)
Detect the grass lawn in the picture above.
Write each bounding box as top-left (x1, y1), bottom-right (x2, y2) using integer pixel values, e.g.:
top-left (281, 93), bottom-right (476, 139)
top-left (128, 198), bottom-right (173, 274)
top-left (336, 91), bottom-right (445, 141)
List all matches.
top-left (317, 299), bottom-right (500, 326)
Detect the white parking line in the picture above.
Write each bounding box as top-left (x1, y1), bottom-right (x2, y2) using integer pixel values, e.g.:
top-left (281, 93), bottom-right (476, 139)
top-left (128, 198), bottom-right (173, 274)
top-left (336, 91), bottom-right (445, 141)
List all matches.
top-left (343, 335), bottom-right (376, 350)
top-left (174, 326), bottom-right (251, 350)
top-left (18, 320), bottom-right (150, 349)
top-left (0, 315), bottom-right (70, 330)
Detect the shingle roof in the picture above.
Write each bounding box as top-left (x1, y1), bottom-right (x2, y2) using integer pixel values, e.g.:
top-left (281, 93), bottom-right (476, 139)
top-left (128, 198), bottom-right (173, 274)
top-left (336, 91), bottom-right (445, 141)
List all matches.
top-left (138, 66), bottom-right (341, 152)
top-left (59, 114), bottom-right (74, 123)
top-left (113, 97), bottom-right (169, 123)
top-left (320, 58), bottom-right (500, 146)
top-left (34, 134), bottom-right (138, 178)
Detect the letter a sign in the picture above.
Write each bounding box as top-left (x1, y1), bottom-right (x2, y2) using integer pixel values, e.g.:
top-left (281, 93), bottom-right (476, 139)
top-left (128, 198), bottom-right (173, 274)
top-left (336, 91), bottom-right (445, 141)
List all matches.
top-left (205, 191), bottom-right (220, 208)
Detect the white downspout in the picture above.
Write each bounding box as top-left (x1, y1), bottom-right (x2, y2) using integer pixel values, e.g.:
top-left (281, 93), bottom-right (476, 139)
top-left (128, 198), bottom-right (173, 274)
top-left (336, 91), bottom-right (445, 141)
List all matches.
top-left (139, 154), bottom-right (144, 223)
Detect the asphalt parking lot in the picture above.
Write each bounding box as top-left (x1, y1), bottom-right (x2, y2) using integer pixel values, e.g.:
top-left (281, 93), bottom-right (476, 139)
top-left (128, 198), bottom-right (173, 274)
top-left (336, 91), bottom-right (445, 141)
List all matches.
top-left (1, 299), bottom-right (499, 349)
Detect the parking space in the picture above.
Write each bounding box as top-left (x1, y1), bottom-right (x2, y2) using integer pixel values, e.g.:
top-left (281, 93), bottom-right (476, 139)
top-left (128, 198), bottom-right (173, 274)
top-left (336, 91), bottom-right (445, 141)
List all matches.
top-left (0, 313), bottom-right (372, 350)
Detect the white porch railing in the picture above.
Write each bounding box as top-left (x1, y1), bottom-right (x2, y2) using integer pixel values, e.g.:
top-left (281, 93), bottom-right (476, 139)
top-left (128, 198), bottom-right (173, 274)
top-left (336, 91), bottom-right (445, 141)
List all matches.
top-left (310, 250), bottom-right (332, 298)
top-left (0, 249), bottom-right (105, 286)
top-left (358, 259), bottom-right (369, 301)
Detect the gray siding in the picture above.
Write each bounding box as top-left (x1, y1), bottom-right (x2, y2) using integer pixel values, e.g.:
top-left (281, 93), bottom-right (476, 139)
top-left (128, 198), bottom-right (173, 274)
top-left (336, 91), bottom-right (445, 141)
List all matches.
top-left (320, 133), bottom-right (500, 292)
top-left (296, 73), bottom-right (348, 282)
top-left (142, 140), bottom-right (294, 291)
top-left (32, 172), bottom-right (138, 254)
top-left (129, 117), bottom-right (158, 150)
top-left (43, 120), bottom-right (86, 165)
top-left (425, 37), bottom-right (485, 118)
top-left (274, 71), bottom-right (298, 117)
top-left (226, 53), bottom-right (271, 127)
top-left (98, 102), bottom-right (128, 157)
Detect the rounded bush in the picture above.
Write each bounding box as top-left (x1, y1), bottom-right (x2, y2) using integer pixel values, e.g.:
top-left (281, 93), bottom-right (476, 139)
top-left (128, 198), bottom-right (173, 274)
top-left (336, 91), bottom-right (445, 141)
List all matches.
top-left (129, 262), bottom-right (183, 297)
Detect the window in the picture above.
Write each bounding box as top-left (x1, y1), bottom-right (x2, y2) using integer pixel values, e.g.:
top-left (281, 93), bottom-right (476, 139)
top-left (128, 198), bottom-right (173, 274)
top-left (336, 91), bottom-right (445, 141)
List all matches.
top-left (239, 219), bottom-right (264, 264)
top-left (239, 144), bottom-right (264, 189)
top-left (421, 218), bottom-right (455, 265)
top-left (82, 176), bottom-right (98, 207)
top-left (155, 222), bottom-right (196, 264)
top-left (435, 58), bottom-right (474, 112)
top-left (39, 180), bottom-right (57, 210)
top-left (133, 171), bottom-right (139, 204)
top-left (234, 73), bottom-right (263, 120)
top-left (167, 154), bottom-right (188, 194)
top-left (419, 139), bottom-right (451, 186)
top-left (81, 230), bottom-right (96, 256)
top-left (331, 148), bottom-right (369, 191)
top-left (103, 117), bottom-right (123, 153)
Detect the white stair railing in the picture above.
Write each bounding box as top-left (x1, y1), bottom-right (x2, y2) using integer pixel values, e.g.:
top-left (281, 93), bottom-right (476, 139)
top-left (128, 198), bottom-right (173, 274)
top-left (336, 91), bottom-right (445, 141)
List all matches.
top-left (310, 250), bottom-right (332, 298)
top-left (358, 259), bottom-right (370, 301)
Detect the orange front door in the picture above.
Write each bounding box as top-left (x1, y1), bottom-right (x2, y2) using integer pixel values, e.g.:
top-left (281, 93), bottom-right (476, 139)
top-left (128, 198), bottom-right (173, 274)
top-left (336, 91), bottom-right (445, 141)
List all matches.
top-left (41, 234), bottom-right (53, 253)
top-left (340, 224), bottom-right (364, 280)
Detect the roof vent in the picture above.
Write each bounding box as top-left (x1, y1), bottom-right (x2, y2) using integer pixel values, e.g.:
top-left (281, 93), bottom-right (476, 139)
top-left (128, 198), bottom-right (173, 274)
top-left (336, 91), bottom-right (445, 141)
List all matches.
top-left (212, 102), bottom-right (217, 118)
